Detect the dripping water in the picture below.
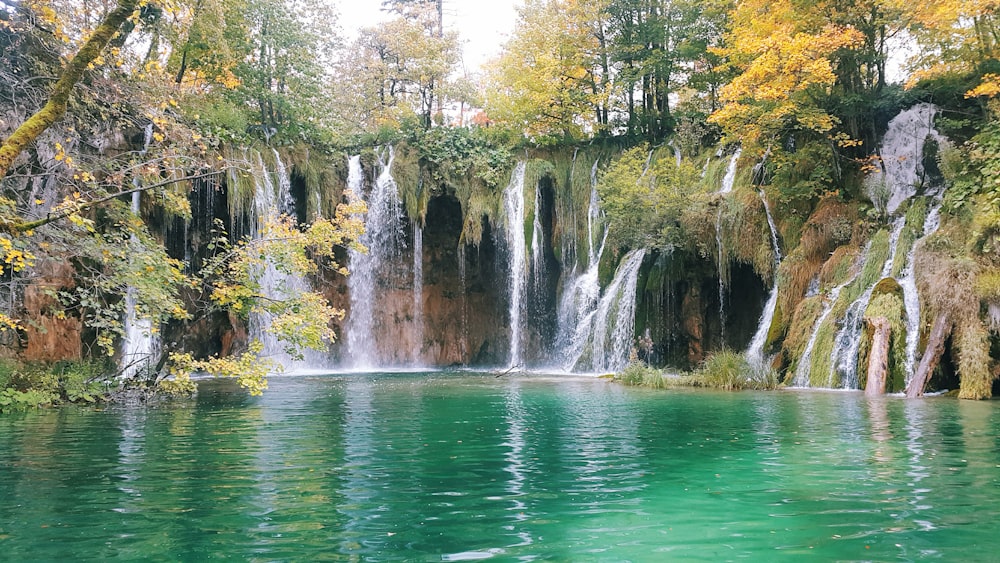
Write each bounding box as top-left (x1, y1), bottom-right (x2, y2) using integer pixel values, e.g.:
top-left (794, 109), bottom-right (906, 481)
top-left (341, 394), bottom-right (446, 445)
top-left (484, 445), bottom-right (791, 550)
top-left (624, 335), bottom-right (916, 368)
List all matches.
top-left (413, 222), bottom-right (424, 364)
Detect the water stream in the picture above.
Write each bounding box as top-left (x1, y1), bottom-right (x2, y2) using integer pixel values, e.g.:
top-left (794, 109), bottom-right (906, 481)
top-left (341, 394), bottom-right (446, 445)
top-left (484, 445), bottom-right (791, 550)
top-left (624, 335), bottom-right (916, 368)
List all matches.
top-left (565, 248), bottom-right (646, 372)
top-left (120, 123), bottom-right (158, 379)
top-left (745, 191), bottom-right (782, 365)
top-left (346, 148), bottom-right (405, 369)
top-left (503, 161), bottom-right (528, 368)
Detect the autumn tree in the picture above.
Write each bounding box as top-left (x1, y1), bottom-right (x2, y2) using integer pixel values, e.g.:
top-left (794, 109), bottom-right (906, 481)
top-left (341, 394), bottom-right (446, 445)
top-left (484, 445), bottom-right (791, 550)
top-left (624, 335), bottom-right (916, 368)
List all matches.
top-left (334, 4), bottom-right (459, 132)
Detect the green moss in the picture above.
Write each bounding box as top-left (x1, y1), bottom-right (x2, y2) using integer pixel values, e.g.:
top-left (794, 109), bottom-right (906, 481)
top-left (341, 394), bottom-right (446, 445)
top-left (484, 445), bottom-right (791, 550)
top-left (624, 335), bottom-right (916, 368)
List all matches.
top-left (891, 198), bottom-right (929, 277)
top-left (808, 315), bottom-right (838, 388)
top-left (859, 288), bottom-right (907, 392)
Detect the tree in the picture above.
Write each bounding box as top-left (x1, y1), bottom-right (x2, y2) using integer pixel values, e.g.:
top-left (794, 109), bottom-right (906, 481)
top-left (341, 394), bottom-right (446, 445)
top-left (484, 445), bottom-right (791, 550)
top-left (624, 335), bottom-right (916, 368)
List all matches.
top-left (484, 0), bottom-right (605, 142)
top-left (334, 6), bottom-right (459, 132)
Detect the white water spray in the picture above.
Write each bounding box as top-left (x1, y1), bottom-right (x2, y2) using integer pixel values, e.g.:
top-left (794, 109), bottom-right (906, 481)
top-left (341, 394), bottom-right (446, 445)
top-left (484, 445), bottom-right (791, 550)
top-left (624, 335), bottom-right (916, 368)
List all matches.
top-left (503, 161), bottom-right (528, 368)
top-left (746, 192), bottom-right (782, 365)
top-left (346, 148), bottom-right (405, 369)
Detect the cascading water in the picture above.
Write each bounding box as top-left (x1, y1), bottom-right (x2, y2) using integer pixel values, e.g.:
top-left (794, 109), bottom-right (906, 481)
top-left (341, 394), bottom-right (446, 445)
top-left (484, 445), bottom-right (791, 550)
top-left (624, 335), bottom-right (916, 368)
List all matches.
top-left (828, 217), bottom-right (905, 388)
top-left (120, 123), bottom-right (158, 379)
top-left (900, 197), bottom-right (944, 378)
top-left (503, 161), bottom-right (528, 368)
top-left (530, 181), bottom-right (545, 294)
top-left (823, 104), bottom-right (944, 388)
top-left (715, 148), bottom-right (741, 345)
top-left (791, 240), bottom-right (871, 387)
top-left (719, 148), bottom-right (741, 195)
top-left (247, 149), bottom-right (315, 370)
top-left (878, 104), bottom-right (941, 215)
top-left (565, 249), bottom-right (647, 373)
top-left (745, 191), bottom-right (782, 365)
top-left (346, 148), bottom-right (405, 369)
top-left (412, 223), bottom-right (424, 364)
top-left (554, 159), bottom-right (607, 367)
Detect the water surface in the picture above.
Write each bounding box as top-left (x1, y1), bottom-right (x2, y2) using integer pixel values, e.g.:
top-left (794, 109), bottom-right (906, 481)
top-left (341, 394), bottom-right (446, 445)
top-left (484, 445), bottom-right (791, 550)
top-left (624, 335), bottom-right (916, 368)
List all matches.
top-left (1, 372), bottom-right (998, 561)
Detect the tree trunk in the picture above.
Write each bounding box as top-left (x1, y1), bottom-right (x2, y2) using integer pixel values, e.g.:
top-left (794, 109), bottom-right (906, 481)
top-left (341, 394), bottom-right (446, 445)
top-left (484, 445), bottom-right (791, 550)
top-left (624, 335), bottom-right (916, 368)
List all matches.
top-left (0, 0), bottom-right (140, 179)
top-left (906, 313), bottom-right (951, 398)
top-left (865, 316), bottom-right (890, 396)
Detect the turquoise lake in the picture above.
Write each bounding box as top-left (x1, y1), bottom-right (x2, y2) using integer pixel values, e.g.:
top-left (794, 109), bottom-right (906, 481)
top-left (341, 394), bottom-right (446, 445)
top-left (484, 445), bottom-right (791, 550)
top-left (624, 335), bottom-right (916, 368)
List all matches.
top-left (1, 371), bottom-right (998, 561)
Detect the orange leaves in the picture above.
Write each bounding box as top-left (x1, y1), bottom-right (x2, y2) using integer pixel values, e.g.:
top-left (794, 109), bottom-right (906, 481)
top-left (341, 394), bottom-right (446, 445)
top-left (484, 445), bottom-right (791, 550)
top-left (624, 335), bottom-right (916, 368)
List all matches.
top-left (710, 0), bottom-right (864, 147)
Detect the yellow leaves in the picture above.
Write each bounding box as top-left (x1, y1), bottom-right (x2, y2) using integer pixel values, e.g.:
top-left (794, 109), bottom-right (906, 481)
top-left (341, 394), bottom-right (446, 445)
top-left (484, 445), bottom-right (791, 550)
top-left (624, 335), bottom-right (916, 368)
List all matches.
top-left (169, 341), bottom-right (273, 396)
top-left (711, 0), bottom-right (864, 147)
top-left (0, 236), bottom-right (35, 277)
top-left (967, 74), bottom-right (1000, 98)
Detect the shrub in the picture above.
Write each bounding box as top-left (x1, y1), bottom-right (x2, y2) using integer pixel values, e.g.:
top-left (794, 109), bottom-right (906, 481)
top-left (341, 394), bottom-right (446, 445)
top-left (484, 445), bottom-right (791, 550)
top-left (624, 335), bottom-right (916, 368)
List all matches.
top-left (694, 350), bottom-right (778, 390)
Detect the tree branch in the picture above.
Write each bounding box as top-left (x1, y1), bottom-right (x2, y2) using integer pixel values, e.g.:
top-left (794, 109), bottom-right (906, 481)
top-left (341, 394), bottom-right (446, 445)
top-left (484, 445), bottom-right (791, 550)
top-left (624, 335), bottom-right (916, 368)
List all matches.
top-left (0, 0), bottom-right (140, 179)
top-left (10, 171), bottom-right (223, 233)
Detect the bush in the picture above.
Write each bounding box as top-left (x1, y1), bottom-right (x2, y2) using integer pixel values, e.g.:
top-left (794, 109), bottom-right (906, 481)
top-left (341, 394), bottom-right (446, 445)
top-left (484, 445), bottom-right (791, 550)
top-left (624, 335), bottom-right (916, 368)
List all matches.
top-left (0, 359), bottom-right (111, 411)
top-left (694, 350), bottom-right (778, 390)
top-left (616, 361), bottom-right (679, 389)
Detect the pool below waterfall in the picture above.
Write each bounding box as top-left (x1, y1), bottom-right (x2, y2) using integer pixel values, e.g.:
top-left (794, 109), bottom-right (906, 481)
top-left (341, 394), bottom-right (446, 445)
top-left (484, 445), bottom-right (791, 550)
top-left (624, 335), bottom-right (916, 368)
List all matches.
top-left (1, 371), bottom-right (998, 560)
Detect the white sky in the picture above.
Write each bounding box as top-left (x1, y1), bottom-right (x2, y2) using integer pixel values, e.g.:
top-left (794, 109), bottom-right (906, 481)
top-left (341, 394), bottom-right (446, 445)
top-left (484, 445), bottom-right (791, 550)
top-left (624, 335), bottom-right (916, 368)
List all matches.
top-left (334, 0), bottom-right (520, 73)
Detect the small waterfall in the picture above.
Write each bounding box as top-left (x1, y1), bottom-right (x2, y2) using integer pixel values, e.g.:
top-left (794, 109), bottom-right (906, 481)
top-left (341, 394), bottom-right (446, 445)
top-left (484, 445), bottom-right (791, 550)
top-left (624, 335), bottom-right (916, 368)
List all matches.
top-left (412, 223), bottom-right (424, 364)
top-left (828, 218), bottom-right (905, 388)
top-left (670, 140), bottom-right (682, 167)
top-left (120, 123), bottom-right (158, 379)
top-left (901, 197), bottom-right (945, 378)
top-left (566, 248), bottom-right (647, 373)
top-left (346, 148), bottom-right (405, 369)
top-left (587, 158), bottom-right (602, 266)
top-left (719, 147), bottom-right (741, 194)
top-left (530, 181), bottom-right (545, 294)
top-left (503, 161), bottom-right (528, 368)
top-left (715, 148), bottom-right (740, 344)
top-left (746, 192), bottom-right (782, 365)
top-left (248, 149), bottom-right (314, 369)
top-left (716, 207), bottom-right (726, 344)
top-left (554, 159), bottom-right (607, 368)
top-left (457, 244), bottom-right (468, 361)
top-left (876, 103), bottom-right (940, 215)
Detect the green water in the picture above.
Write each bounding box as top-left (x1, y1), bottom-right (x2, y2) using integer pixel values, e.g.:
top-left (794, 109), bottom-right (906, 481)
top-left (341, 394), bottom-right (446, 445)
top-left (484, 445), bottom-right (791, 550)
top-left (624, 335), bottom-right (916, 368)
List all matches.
top-left (1, 372), bottom-right (998, 561)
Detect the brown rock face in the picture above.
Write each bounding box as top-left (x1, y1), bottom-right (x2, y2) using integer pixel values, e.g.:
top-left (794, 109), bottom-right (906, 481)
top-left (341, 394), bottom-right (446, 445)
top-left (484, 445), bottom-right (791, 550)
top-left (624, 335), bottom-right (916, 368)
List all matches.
top-left (682, 282), bottom-right (704, 366)
top-left (22, 259), bottom-right (82, 361)
top-left (328, 194), bottom-right (509, 367)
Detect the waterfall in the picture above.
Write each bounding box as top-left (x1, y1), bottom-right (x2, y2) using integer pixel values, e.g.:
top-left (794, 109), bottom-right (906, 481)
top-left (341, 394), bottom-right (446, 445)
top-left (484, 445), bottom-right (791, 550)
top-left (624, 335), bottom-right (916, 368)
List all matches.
top-left (457, 243), bottom-right (468, 361)
top-left (587, 158), bottom-right (602, 266)
top-left (716, 207), bottom-right (726, 345)
top-left (900, 198), bottom-right (944, 379)
top-left (565, 249), bottom-right (646, 373)
top-left (828, 217), bottom-right (905, 388)
top-left (503, 161), bottom-right (528, 368)
top-left (876, 103), bottom-right (940, 215)
top-left (247, 149), bottom-right (314, 370)
top-left (715, 148), bottom-right (740, 344)
top-left (791, 239), bottom-right (872, 387)
top-left (719, 148), bottom-right (741, 194)
top-left (554, 159), bottom-right (607, 368)
top-left (530, 180), bottom-right (545, 294)
top-left (746, 192), bottom-right (782, 365)
top-left (120, 123), bottom-right (159, 380)
top-left (346, 148), bottom-right (405, 369)
top-left (412, 223), bottom-right (424, 364)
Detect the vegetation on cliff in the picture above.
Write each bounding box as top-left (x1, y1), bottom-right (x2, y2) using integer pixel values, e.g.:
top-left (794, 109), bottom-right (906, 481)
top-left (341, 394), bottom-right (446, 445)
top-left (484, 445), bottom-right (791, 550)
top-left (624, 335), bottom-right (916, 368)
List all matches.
top-left (2, 0), bottom-right (1000, 401)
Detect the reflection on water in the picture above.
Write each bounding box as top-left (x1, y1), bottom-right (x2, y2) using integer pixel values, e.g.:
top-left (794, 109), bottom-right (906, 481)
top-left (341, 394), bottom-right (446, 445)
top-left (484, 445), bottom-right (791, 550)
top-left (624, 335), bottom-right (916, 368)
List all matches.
top-left (0, 373), bottom-right (998, 561)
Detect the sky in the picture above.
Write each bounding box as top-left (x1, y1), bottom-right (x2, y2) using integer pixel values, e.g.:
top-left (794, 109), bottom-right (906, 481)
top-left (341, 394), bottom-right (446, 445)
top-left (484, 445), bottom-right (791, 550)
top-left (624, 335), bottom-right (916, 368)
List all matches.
top-left (334, 0), bottom-right (520, 73)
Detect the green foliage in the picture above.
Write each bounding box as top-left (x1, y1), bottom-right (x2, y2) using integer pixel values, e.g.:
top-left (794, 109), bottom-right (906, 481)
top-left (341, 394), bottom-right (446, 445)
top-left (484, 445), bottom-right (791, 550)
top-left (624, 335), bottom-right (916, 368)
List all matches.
top-left (411, 127), bottom-right (514, 189)
top-left (0, 359), bottom-right (110, 411)
top-left (693, 350), bottom-right (778, 391)
top-left (597, 144), bottom-right (704, 250)
top-left (616, 361), bottom-right (673, 388)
